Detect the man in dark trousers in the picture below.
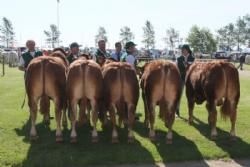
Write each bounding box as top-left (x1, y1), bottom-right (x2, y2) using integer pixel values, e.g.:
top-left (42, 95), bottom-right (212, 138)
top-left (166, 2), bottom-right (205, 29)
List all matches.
top-left (176, 44), bottom-right (195, 117)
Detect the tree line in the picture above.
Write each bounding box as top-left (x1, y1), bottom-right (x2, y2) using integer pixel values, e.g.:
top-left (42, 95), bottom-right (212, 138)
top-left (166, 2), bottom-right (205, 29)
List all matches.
top-left (1, 14), bottom-right (250, 53)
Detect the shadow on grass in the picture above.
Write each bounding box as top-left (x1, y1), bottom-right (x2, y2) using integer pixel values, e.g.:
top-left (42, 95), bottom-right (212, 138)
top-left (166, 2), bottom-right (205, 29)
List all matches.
top-left (192, 117), bottom-right (250, 163)
top-left (14, 118), bottom-right (155, 167)
top-left (134, 121), bottom-right (209, 166)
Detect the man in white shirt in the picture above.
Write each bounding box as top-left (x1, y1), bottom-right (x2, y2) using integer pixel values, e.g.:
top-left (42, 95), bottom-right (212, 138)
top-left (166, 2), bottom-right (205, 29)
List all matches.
top-left (121, 41), bottom-right (137, 67)
top-left (18, 40), bottom-right (43, 71)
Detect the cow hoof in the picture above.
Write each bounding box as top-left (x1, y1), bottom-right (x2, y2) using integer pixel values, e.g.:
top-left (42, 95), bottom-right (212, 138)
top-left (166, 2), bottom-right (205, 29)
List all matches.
top-left (112, 137), bottom-right (119, 144)
top-left (56, 136), bottom-right (64, 143)
top-left (70, 137), bottom-right (77, 144)
top-left (92, 136), bottom-right (99, 143)
top-left (30, 135), bottom-right (39, 141)
top-left (128, 137), bottom-right (134, 143)
top-left (166, 138), bottom-right (173, 144)
top-left (211, 135), bottom-right (217, 140)
top-left (149, 135), bottom-right (156, 142)
top-left (230, 136), bottom-right (237, 142)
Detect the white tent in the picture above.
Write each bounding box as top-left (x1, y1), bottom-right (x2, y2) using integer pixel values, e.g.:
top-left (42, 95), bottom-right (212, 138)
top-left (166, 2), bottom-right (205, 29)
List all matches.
top-left (243, 48), bottom-right (250, 53)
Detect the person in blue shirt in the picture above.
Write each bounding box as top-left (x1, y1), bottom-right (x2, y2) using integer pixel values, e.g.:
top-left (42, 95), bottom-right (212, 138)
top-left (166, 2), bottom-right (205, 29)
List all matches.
top-left (111, 42), bottom-right (123, 61)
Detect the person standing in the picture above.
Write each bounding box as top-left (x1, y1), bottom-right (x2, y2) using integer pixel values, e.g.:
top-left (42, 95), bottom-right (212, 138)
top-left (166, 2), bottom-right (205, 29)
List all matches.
top-left (67, 42), bottom-right (80, 64)
top-left (111, 42), bottom-right (123, 61)
top-left (121, 41), bottom-right (137, 67)
top-left (18, 40), bottom-right (49, 115)
top-left (95, 39), bottom-right (111, 65)
top-left (176, 44), bottom-right (195, 117)
top-left (18, 40), bottom-right (43, 71)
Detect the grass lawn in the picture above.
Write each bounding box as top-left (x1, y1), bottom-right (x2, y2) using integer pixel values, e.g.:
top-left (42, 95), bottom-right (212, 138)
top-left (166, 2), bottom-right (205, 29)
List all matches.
top-left (0, 64), bottom-right (250, 167)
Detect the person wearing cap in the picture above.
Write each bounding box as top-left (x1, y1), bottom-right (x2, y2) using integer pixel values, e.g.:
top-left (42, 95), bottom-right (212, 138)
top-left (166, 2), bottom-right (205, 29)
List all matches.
top-left (18, 40), bottom-right (43, 71)
top-left (95, 40), bottom-right (111, 65)
top-left (121, 41), bottom-right (137, 67)
top-left (176, 44), bottom-right (195, 116)
top-left (111, 42), bottom-right (123, 61)
top-left (67, 42), bottom-right (80, 64)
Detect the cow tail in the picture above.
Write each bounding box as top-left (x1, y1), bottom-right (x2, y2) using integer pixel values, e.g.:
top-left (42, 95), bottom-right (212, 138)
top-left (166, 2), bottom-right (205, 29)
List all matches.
top-left (220, 68), bottom-right (231, 120)
top-left (42, 59), bottom-right (46, 96)
top-left (119, 66), bottom-right (127, 122)
top-left (141, 78), bottom-right (150, 122)
top-left (159, 64), bottom-right (168, 121)
top-left (39, 59), bottom-right (49, 115)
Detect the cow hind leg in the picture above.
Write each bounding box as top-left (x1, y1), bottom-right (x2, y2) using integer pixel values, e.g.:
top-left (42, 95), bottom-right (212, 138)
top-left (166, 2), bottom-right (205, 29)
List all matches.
top-left (188, 98), bottom-right (195, 125)
top-left (40, 95), bottom-right (50, 125)
top-left (229, 101), bottom-right (237, 140)
top-left (62, 102), bottom-right (68, 129)
top-left (90, 99), bottom-right (99, 143)
top-left (127, 103), bottom-right (136, 143)
top-left (78, 99), bottom-right (88, 127)
top-left (206, 102), bottom-right (218, 140)
top-left (165, 102), bottom-right (176, 144)
top-left (29, 97), bottom-right (39, 141)
top-left (70, 100), bottom-right (78, 143)
top-left (149, 103), bottom-right (156, 141)
top-left (142, 92), bottom-right (149, 128)
top-left (110, 104), bottom-right (118, 143)
top-left (54, 99), bottom-right (63, 142)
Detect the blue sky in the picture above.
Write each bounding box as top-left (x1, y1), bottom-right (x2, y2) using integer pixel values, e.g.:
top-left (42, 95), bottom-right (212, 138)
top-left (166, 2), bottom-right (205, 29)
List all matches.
top-left (1, 0), bottom-right (250, 49)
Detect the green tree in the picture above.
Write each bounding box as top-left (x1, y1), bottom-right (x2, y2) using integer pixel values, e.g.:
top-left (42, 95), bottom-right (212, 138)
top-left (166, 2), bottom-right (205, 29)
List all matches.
top-left (95, 27), bottom-right (108, 45)
top-left (163, 27), bottom-right (179, 50)
top-left (187, 25), bottom-right (217, 53)
top-left (120, 26), bottom-right (134, 46)
top-left (142, 20), bottom-right (155, 49)
top-left (235, 17), bottom-right (248, 50)
top-left (244, 14), bottom-right (250, 43)
top-left (0, 17), bottom-right (15, 48)
top-left (44, 24), bottom-right (60, 48)
top-left (217, 23), bottom-right (236, 50)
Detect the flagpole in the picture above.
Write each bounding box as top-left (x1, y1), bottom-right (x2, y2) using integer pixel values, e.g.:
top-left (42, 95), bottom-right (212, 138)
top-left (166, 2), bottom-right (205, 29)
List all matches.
top-left (57, 0), bottom-right (60, 47)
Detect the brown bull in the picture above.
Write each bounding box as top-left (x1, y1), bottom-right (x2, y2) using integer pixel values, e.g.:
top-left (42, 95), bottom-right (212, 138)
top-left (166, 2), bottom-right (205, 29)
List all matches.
top-left (185, 61), bottom-right (240, 140)
top-left (140, 60), bottom-right (182, 144)
top-left (102, 62), bottom-right (139, 143)
top-left (67, 57), bottom-right (103, 143)
top-left (25, 49), bottom-right (68, 142)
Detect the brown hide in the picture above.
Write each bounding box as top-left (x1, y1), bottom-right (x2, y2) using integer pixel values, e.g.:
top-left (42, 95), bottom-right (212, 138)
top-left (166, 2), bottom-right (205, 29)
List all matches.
top-left (67, 58), bottom-right (103, 142)
top-left (25, 54), bottom-right (67, 141)
top-left (185, 61), bottom-right (240, 139)
top-left (140, 60), bottom-right (182, 142)
top-left (102, 62), bottom-right (139, 142)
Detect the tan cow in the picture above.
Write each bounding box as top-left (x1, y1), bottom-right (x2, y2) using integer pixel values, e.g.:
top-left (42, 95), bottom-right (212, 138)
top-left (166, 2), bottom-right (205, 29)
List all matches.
top-left (25, 49), bottom-right (68, 142)
top-left (102, 62), bottom-right (139, 143)
top-left (140, 60), bottom-right (182, 144)
top-left (67, 57), bottom-right (103, 143)
top-left (186, 61), bottom-right (240, 140)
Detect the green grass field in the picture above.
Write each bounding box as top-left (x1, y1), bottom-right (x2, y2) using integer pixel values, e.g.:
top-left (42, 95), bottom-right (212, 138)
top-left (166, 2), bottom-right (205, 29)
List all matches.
top-left (0, 65), bottom-right (250, 167)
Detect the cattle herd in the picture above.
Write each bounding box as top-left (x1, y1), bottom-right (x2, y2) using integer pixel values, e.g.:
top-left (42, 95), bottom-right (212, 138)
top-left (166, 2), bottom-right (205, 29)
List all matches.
top-left (24, 49), bottom-right (240, 144)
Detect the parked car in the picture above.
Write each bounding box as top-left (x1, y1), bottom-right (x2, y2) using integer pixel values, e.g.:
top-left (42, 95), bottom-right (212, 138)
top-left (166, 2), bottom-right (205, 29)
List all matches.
top-left (213, 51), bottom-right (231, 60)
